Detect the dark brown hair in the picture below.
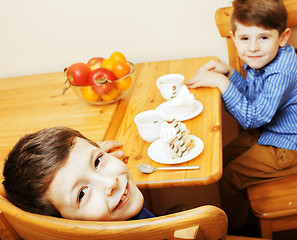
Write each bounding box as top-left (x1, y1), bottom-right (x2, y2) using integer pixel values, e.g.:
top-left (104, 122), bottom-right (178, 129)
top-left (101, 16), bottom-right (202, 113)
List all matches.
top-left (231, 0), bottom-right (288, 34)
top-left (2, 127), bottom-right (98, 217)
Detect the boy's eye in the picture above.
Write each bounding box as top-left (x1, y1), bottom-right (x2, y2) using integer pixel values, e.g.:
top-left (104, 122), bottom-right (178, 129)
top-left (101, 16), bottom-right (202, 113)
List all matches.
top-left (260, 36), bottom-right (268, 40)
top-left (94, 154), bottom-right (103, 169)
top-left (78, 187), bottom-right (88, 202)
top-left (240, 37), bottom-right (249, 41)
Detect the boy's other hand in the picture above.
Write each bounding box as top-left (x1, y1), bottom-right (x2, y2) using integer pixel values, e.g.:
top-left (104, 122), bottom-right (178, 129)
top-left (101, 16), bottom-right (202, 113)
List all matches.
top-left (194, 60), bottom-right (234, 77)
top-left (97, 140), bottom-right (124, 159)
top-left (186, 70), bottom-right (230, 94)
top-left (185, 60), bottom-right (232, 94)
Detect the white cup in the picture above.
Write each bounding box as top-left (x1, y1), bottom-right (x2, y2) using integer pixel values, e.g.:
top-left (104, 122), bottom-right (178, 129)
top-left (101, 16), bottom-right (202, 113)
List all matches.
top-left (156, 73), bottom-right (185, 100)
top-left (134, 110), bottom-right (165, 143)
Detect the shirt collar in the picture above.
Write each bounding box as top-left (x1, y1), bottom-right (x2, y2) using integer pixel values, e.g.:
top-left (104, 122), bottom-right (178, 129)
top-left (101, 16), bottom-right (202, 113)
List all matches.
top-left (244, 63), bottom-right (265, 75)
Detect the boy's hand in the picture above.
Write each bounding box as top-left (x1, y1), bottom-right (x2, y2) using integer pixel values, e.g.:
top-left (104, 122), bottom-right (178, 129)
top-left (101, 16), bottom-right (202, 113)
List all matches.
top-left (185, 60), bottom-right (232, 94)
top-left (186, 71), bottom-right (230, 94)
top-left (196, 60), bottom-right (234, 77)
top-left (97, 140), bottom-right (124, 159)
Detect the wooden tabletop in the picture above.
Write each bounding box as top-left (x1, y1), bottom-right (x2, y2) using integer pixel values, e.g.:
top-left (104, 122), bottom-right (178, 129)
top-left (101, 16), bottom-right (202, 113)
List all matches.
top-left (105, 57), bottom-right (222, 189)
top-left (0, 56), bottom-right (222, 194)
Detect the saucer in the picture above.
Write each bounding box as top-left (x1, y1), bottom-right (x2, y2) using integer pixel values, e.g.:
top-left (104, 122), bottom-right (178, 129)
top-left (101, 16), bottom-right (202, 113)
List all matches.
top-left (156, 100), bottom-right (203, 121)
top-left (148, 135), bottom-right (204, 164)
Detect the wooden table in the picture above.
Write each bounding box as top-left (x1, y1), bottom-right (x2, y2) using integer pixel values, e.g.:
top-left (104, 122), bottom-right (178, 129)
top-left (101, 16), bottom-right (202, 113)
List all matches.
top-left (0, 57), bottom-right (222, 194)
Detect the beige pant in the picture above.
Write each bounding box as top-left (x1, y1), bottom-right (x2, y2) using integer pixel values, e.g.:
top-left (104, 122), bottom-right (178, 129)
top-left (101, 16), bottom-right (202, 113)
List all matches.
top-left (220, 129), bottom-right (297, 230)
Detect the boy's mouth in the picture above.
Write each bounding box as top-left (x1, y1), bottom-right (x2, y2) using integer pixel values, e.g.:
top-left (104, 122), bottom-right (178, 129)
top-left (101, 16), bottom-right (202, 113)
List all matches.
top-left (120, 188), bottom-right (129, 201)
top-left (248, 55), bottom-right (262, 58)
top-left (114, 183), bottom-right (130, 210)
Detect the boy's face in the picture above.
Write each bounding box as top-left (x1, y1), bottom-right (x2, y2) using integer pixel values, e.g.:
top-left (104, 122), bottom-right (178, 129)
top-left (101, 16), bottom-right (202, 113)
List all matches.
top-left (231, 21), bottom-right (289, 69)
top-left (45, 137), bottom-right (144, 221)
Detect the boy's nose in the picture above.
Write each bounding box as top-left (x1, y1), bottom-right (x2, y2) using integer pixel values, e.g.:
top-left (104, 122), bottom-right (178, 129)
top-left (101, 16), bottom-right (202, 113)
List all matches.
top-left (104, 176), bottom-right (119, 196)
top-left (249, 39), bottom-right (260, 52)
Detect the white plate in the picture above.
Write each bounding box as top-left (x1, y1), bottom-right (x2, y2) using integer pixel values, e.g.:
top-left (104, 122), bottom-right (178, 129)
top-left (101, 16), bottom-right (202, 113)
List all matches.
top-left (148, 135), bottom-right (204, 164)
top-left (156, 100), bottom-right (203, 121)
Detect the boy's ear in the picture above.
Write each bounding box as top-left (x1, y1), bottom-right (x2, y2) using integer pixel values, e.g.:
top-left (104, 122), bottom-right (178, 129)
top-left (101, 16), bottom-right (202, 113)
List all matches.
top-left (230, 31), bottom-right (237, 47)
top-left (279, 28), bottom-right (291, 47)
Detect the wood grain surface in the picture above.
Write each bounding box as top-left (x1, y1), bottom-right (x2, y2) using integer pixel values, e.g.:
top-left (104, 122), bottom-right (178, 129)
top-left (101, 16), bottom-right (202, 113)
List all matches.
top-left (105, 57), bottom-right (222, 189)
top-left (0, 57), bottom-right (222, 194)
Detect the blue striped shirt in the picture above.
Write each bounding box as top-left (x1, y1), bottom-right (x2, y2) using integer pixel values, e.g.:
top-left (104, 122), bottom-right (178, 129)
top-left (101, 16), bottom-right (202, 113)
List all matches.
top-left (222, 44), bottom-right (297, 150)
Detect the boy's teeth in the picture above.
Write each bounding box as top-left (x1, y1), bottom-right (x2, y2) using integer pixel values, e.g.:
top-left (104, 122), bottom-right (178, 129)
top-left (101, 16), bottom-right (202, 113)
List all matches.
top-left (120, 188), bottom-right (128, 201)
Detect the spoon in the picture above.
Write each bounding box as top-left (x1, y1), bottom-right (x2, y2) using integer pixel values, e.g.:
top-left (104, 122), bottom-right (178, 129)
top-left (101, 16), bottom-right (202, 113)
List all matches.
top-left (137, 164), bottom-right (200, 174)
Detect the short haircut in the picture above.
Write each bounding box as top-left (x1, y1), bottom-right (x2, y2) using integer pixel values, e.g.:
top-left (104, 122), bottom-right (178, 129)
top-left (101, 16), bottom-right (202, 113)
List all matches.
top-left (231, 0), bottom-right (288, 34)
top-left (3, 127), bottom-right (98, 217)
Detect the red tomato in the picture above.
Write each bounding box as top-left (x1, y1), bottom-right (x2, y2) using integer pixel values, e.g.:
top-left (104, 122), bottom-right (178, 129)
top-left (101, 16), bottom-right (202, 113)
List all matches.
top-left (88, 68), bottom-right (117, 95)
top-left (87, 57), bottom-right (104, 71)
top-left (66, 63), bottom-right (90, 86)
top-left (112, 61), bottom-right (130, 79)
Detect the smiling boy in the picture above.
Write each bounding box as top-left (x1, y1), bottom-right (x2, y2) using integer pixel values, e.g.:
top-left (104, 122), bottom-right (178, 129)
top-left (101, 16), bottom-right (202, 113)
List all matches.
top-left (186, 0), bottom-right (297, 231)
top-left (3, 127), bottom-right (154, 221)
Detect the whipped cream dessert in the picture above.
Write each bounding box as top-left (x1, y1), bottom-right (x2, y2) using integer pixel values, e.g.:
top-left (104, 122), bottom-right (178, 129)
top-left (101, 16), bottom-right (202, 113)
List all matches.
top-left (169, 85), bottom-right (196, 114)
top-left (159, 118), bottom-right (195, 158)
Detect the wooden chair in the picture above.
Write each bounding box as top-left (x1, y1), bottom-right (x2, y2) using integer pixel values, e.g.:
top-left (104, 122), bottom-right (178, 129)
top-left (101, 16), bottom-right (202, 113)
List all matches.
top-left (0, 194), bottom-right (229, 240)
top-left (248, 175), bottom-right (297, 239)
top-left (215, 0), bottom-right (297, 239)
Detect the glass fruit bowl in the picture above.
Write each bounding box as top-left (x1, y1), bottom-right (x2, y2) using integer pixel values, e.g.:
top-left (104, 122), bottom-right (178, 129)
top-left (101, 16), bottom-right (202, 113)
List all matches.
top-left (64, 62), bottom-right (135, 105)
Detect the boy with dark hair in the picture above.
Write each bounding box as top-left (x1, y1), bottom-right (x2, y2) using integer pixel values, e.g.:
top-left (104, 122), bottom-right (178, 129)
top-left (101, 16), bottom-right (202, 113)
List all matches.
top-left (186, 0), bottom-right (297, 231)
top-left (3, 127), bottom-right (154, 221)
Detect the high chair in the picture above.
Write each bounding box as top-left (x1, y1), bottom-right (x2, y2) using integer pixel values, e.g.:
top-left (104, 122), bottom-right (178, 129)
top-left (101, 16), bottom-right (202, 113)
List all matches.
top-left (0, 194), bottom-right (229, 240)
top-left (0, 194), bottom-right (272, 240)
top-left (215, 0), bottom-right (297, 239)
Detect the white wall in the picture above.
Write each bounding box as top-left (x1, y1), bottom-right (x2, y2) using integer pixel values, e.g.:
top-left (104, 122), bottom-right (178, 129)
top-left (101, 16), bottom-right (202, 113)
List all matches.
top-left (0, 0), bottom-right (232, 78)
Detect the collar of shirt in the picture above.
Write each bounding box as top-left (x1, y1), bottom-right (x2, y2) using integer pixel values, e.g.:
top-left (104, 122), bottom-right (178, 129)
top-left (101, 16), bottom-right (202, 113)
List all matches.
top-left (128, 202), bottom-right (155, 220)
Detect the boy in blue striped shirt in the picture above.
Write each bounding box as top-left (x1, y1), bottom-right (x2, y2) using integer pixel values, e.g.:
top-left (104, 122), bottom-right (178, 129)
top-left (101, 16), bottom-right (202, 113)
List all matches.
top-left (186, 0), bottom-right (297, 231)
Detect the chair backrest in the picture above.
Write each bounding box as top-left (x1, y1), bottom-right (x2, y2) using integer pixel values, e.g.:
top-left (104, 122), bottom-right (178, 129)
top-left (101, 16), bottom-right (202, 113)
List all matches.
top-left (0, 195), bottom-right (227, 240)
top-left (215, 0), bottom-right (297, 77)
